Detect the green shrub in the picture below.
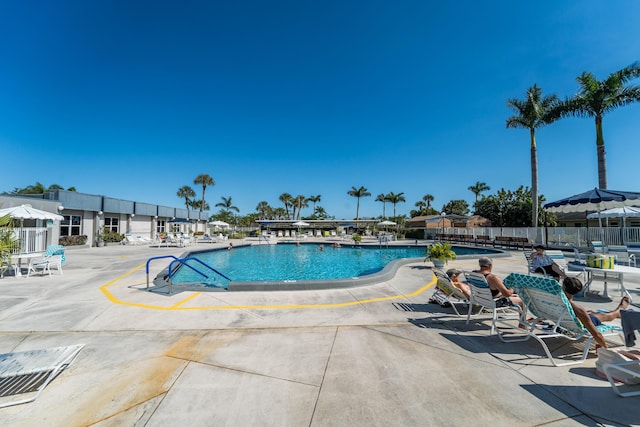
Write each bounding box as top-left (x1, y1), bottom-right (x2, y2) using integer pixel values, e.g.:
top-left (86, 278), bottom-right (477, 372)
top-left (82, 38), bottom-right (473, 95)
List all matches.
top-left (59, 235), bottom-right (88, 246)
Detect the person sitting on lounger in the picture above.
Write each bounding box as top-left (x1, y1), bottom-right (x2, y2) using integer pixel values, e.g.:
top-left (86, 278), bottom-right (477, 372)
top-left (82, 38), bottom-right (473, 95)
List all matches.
top-left (530, 244), bottom-right (566, 280)
top-left (476, 257), bottom-right (523, 309)
top-left (562, 276), bottom-right (629, 349)
top-left (446, 268), bottom-right (471, 300)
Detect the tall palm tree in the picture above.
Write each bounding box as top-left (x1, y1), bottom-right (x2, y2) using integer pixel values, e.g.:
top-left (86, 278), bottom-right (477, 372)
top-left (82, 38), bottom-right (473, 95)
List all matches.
top-left (292, 195), bottom-right (307, 220)
top-left (194, 173), bottom-right (215, 213)
top-left (559, 63), bottom-right (640, 189)
top-left (215, 196), bottom-right (240, 213)
top-left (308, 195), bottom-right (321, 215)
top-left (375, 193), bottom-right (388, 218)
top-left (279, 193), bottom-right (293, 219)
top-left (255, 201), bottom-right (271, 220)
top-left (468, 181), bottom-right (490, 211)
top-left (347, 186), bottom-right (371, 220)
top-left (386, 192), bottom-right (405, 217)
top-left (177, 186), bottom-right (196, 211)
top-left (506, 84), bottom-right (560, 226)
top-left (414, 200), bottom-right (426, 216)
top-left (422, 194), bottom-right (434, 209)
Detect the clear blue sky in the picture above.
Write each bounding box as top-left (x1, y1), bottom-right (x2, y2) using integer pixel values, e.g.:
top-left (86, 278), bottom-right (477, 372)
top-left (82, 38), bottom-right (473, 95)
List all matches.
top-left (2, 1), bottom-right (640, 219)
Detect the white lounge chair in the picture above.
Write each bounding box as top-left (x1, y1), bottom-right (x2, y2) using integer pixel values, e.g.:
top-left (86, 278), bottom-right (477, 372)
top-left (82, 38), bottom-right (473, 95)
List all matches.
top-left (431, 269), bottom-right (470, 317)
top-left (26, 245), bottom-right (66, 277)
top-left (464, 271), bottom-right (521, 335)
top-left (502, 272), bottom-right (622, 366)
top-left (0, 344), bottom-right (85, 408)
top-left (606, 245), bottom-right (636, 267)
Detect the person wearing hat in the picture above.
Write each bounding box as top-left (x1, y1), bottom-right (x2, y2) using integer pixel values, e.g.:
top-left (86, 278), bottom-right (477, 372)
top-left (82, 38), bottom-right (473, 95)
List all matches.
top-left (529, 244), bottom-right (566, 280)
top-left (446, 268), bottom-right (471, 300)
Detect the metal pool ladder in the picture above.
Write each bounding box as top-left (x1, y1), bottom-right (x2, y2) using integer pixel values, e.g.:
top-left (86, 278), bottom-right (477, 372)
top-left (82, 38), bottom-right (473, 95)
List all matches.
top-left (146, 255), bottom-right (232, 294)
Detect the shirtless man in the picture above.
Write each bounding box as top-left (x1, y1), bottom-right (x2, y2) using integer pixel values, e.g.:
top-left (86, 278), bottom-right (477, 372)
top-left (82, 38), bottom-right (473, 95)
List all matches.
top-left (476, 256), bottom-right (523, 309)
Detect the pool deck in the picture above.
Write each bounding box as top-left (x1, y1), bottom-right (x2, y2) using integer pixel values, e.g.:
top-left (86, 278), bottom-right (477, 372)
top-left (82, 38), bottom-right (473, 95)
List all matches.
top-left (1, 239), bottom-right (638, 426)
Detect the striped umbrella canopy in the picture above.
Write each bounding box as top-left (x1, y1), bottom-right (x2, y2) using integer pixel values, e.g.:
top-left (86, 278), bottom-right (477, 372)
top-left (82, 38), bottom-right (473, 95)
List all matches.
top-left (544, 188), bottom-right (640, 214)
top-left (0, 204), bottom-right (63, 221)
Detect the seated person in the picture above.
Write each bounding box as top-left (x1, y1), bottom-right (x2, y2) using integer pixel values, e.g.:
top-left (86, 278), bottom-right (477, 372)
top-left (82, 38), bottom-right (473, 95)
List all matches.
top-left (446, 268), bottom-right (471, 300)
top-left (530, 244), bottom-right (566, 280)
top-left (476, 257), bottom-right (523, 310)
top-left (563, 276), bottom-right (629, 349)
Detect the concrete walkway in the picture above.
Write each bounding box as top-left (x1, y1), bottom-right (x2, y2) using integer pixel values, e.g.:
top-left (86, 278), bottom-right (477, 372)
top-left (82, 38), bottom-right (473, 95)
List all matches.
top-left (0, 241), bottom-right (638, 426)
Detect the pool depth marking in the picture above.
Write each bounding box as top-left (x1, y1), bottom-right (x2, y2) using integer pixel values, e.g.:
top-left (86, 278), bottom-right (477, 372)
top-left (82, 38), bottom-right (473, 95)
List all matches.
top-left (100, 263), bottom-right (437, 311)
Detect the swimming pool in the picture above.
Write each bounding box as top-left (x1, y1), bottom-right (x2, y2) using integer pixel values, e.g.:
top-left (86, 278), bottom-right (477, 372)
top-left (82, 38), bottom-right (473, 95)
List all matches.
top-left (166, 243), bottom-right (502, 291)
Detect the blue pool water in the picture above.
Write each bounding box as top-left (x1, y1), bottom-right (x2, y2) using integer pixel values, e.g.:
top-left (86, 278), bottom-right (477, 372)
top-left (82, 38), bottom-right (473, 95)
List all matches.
top-left (171, 243), bottom-right (495, 286)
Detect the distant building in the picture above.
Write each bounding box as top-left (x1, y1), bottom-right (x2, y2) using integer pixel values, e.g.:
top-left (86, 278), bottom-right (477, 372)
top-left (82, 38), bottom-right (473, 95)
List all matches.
top-left (0, 190), bottom-right (209, 247)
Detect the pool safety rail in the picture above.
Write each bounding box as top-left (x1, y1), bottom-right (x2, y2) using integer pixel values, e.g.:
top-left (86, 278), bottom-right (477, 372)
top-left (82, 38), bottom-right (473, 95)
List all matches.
top-left (146, 255), bottom-right (231, 294)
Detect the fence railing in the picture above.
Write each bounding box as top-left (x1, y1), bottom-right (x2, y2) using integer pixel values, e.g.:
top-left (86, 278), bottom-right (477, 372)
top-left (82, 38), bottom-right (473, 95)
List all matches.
top-left (9, 227), bottom-right (50, 254)
top-left (433, 226), bottom-right (640, 248)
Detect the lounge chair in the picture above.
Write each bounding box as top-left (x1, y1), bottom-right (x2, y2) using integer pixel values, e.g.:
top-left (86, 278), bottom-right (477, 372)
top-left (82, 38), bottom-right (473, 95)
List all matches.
top-left (591, 240), bottom-right (606, 254)
top-left (464, 271), bottom-right (521, 335)
top-left (124, 235), bottom-right (142, 245)
top-left (0, 344), bottom-right (85, 408)
top-left (606, 245), bottom-right (636, 267)
top-left (502, 272), bottom-right (622, 366)
top-left (431, 269), bottom-right (469, 316)
top-left (26, 245), bottom-right (66, 277)
top-left (527, 250), bottom-right (584, 280)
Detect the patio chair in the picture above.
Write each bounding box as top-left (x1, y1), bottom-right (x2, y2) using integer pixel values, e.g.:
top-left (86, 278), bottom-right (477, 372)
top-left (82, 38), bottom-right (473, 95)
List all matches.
top-left (591, 241), bottom-right (606, 254)
top-left (26, 245), bottom-right (66, 277)
top-left (606, 245), bottom-right (636, 267)
top-left (502, 272), bottom-right (622, 366)
top-left (601, 310), bottom-right (640, 397)
top-left (431, 269), bottom-right (470, 317)
top-left (0, 344), bottom-right (85, 408)
top-left (464, 271), bottom-right (521, 335)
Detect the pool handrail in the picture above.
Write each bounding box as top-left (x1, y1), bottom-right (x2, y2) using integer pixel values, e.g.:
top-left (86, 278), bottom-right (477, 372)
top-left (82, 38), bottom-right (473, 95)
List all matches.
top-left (146, 255), bottom-right (232, 294)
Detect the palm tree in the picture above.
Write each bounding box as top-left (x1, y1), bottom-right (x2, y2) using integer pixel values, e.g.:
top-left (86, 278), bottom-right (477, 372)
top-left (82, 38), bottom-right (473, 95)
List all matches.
top-left (177, 186), bottom-right (196, 211)
top-left (279, 193), bottom-right (293, 219)
top-left (215, 196), bottom-right (240, 214)
top-left (422, 194), bottom-right (434, 209)
top-left (386, 192), bottom-right (405, 217)
top-left (414, 200), bottom-right (426, 216)
top-left (559, 63), bottom-right (640, 189)
top-left (375, 193), bottom-right (388, 218)
top-left (308, 195), bottom-right (321, 215)
top-left (194, 173), bottom-right (215, 213)
top-left (347, 186), bottom-right (371, 220)
top-left (256, 201), bottom-right (271, 220)
top-left (292, 195), bottom-right (307, 220)
top-left (506, 84), bottom-right (560, 226)
top-left (468, 181), bottom-right (490, 211)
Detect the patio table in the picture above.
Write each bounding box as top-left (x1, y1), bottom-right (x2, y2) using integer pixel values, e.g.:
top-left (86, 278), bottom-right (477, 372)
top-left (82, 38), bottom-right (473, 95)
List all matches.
top-left (569, 262), bottom-right (637, 301)
top-left (13, 253), bottom-right (45, 277)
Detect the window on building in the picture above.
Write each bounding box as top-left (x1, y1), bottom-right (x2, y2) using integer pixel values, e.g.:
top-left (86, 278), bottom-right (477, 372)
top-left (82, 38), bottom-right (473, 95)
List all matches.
top-left (156, 220), bottom-right (166, 233)
top-left (60, 215), bottom-right (81, 236)
top-left (104, 217), bottom-right (119, 233)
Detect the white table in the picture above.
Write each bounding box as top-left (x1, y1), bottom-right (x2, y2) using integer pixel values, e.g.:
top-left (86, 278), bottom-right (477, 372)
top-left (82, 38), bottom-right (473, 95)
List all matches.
top-left (13, 253), bottom-right (44, 277)
top-left (569, 262), bottom-right (638, 301)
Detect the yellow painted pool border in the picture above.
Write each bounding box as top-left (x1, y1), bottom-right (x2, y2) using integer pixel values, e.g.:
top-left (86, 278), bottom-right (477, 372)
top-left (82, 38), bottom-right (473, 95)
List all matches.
top-left (99, 263), bottom-right (436, 311)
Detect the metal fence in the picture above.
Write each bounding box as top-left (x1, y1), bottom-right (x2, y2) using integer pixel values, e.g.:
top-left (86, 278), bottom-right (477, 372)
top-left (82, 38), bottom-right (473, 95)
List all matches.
top-left (436, 226), bottom-right (640, 248)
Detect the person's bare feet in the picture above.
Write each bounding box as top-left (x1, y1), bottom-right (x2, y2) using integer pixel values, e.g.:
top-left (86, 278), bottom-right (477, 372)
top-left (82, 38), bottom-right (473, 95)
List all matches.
top-left (617, 296), bottom-right (630, 310)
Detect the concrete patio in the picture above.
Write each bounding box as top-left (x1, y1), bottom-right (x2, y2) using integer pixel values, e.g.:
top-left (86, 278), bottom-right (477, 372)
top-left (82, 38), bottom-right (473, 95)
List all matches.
top-left (0, 241), bottom-right (638, 426)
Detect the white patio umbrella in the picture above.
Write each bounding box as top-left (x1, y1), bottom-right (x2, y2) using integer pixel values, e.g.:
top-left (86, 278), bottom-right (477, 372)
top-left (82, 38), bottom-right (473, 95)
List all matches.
top-left (0, 204), bottom-right (63, 222)
top-left (292, 221), bottom-right (310, 227)
top-left (377, 220), bottom-right (396, 226)
top-left (209, 220), bottom-right (230, 228)
top-left (587, 206), bottom-right (640, 227)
